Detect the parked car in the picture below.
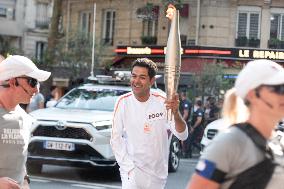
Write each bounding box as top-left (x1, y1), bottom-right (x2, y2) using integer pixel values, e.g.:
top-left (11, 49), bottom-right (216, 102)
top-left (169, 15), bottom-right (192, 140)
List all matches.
top-left (27, 75), bottom-right (181, 174)
top-left (200, 118), bottom-right (229, 152)
top-left (277, 120), bottom-right (284, 132)
top-left (201, 118), bottom-right (284, 154)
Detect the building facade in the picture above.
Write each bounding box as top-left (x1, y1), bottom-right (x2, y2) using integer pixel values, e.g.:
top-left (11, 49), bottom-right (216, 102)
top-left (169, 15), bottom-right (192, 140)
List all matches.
top-left (0, 0), bottom-right (52, 62)
top-left (60, 0), bottom-right (284, 74)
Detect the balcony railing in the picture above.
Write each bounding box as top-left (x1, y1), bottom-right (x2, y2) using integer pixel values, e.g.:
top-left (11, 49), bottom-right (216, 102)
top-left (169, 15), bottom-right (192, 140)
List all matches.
top-left (141, 36), bottom-right (157, 45)
top-left (102, 38), bottom-right (113, 46)
top-left (235, 37), bottom-right (260, 48)
top-left (35, 20), bottom-right (49, 29)
top-left (268, 38), bottom-right (284, 49)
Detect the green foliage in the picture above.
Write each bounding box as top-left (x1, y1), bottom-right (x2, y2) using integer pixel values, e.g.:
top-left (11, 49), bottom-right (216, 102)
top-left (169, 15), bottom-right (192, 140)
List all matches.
top-left (161, 0), bottom-right (184, 10)
top-left (40, 31), bottom-right (105, 78)
top-left (0, 36), bottom-right (23, 56)
top-left (191, 62), bottom-right (234, 101)
top-left (141, 36), bottom-right (157, 45)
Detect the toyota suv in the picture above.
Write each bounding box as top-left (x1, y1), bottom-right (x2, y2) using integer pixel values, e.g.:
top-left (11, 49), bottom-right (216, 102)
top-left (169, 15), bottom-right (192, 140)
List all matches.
top-left (27, 74), bottom-right (181, 174)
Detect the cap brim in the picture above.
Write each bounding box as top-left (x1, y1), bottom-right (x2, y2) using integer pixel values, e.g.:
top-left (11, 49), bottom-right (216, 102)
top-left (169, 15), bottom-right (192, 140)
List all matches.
top-left (26, 70), bottom-right (51, 82)
top-left (263, 72), bottom-right (284, 85)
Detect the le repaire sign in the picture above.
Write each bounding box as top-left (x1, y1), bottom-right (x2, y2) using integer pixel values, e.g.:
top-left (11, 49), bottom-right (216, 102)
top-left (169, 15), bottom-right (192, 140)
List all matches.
top-left (238, 49), bottom-right (284, 60)
top-left (115, 46), bottom-right (284, 62)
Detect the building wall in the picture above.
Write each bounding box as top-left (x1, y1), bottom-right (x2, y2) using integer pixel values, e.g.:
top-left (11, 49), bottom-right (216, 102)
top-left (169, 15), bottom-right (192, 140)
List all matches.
top-left (62, 0), bottom-right (284, 52)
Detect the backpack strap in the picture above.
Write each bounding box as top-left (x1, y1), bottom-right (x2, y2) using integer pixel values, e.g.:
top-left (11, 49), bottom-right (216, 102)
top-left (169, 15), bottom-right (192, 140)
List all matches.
top-left (235, 123), bottom-right (274, 159)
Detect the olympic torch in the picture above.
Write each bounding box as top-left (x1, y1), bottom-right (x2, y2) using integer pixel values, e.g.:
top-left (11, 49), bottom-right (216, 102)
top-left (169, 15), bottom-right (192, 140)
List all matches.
top-left (164, 5), bottom-right (181, 120)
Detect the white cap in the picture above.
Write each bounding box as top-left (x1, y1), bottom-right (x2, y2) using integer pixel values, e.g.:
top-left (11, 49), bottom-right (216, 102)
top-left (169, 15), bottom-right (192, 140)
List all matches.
top-left (0, 55), bottom-right (51, 82)
top-left (235, 59), bottom-right (284, 99)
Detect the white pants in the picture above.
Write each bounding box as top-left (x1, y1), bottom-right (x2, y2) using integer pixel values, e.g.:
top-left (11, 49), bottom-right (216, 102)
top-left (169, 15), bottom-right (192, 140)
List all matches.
top-left (120, 167), bottom-right (166, 189)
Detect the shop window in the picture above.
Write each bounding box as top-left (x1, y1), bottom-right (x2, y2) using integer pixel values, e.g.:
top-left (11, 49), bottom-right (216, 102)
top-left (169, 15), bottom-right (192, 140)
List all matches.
top-left (102, 10), bottom-right (115, 45)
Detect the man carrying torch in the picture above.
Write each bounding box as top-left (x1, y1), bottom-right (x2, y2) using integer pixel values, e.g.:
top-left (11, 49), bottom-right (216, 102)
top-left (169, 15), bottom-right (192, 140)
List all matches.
top-left (110, 4), bottom-right (187, 189)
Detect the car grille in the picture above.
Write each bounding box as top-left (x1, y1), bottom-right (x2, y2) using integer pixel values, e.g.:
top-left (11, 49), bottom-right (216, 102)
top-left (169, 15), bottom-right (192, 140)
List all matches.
top-left (207, 129), bottom-right (218, 139)
top-left (32, 126), bottom-right (92, 140)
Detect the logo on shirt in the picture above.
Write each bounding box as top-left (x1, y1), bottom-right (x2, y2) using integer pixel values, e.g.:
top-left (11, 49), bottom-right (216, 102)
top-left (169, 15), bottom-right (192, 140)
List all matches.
top-left (144, 124), bottom-right (151, 133)
top-left (148, 112), bottom-right (164, 120)
top-left (1, 128), bottom-right (24, 145)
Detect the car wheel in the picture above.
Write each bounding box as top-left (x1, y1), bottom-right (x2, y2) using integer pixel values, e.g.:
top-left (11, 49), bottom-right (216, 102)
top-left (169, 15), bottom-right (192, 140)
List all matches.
top-left (168, 136), bottom-right (181, 172)
top-left (27, 162), bottom-right (42, 174)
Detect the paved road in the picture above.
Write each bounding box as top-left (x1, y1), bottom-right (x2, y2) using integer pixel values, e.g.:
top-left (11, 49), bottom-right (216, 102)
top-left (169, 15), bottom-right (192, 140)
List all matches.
top-left (29, 158), bottom-right (198, 189)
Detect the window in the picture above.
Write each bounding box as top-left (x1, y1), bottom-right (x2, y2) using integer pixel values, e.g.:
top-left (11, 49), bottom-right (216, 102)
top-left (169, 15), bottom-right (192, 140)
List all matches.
top-left (236, 6), bottom-right (260, 47)
top-left (102, 10), bottom-right (115, 45)
top-left (237, 11), bottom-right (260, 39)
top-left (0, 7), bottom-right (6, 18)
top-left (36, 3), bottom-right (49, 28)
top-left (0, 6), bottom-right (14, 20)
top-left (35, 42), bottom-right (47, 62)
top-left (142, 19), bottom-right (158, 37)
top-left (270, 9), bottom-right (284, 40)
top-left (79, 11), bottom-right (92, 36)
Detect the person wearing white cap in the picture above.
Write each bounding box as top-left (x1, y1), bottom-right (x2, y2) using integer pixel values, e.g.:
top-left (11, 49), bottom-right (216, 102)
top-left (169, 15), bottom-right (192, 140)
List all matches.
top-left (0, 55), bottom-right (51, 189)
top-left (187, 59), bottom-right (284, 189)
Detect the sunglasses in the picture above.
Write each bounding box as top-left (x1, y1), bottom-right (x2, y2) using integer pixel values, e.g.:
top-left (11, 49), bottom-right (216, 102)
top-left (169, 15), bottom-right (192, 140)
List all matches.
top-left (17, 77), bottom-right (39, 88)
top-left (264, 84), bottom-right (284, 95)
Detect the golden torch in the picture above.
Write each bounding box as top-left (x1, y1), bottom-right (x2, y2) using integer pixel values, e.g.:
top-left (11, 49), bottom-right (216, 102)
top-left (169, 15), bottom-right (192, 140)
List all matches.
top-left (164, 4), bottom-right (181, 120)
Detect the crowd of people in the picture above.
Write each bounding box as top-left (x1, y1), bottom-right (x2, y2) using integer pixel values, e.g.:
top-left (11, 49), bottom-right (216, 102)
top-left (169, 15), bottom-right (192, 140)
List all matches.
top-left (179, 92), bottom-right (222, 158)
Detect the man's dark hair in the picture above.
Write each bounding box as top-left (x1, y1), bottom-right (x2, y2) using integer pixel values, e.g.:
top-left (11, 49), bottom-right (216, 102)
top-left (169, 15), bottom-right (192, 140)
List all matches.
top-left (131, 58), bottom-right (158, 79)
top-left (196, 100), bottom-right (202, 106)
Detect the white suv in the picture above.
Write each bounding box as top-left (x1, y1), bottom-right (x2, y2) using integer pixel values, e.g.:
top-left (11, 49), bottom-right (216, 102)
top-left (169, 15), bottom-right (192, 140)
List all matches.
top-left (27, 78), bottom-right (181, 173)
top-left (200, 118), bottom-right (229, 152)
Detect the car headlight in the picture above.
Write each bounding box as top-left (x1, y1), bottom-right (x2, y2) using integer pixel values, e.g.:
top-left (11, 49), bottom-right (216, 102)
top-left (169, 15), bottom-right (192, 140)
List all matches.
top-left (96, 125), bottom-right (112, 130)
top-left (93, 120), bottom-right (112, 130)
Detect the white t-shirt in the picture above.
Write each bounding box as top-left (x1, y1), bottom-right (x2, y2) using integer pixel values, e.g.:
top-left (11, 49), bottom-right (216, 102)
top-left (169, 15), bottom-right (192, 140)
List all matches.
top-left (0, 105), bottom-right (33, 186)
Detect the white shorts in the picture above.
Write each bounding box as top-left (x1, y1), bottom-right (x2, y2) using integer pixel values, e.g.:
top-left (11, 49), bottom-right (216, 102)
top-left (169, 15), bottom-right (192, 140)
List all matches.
top-left (120, 167), bottom-right (167, 189)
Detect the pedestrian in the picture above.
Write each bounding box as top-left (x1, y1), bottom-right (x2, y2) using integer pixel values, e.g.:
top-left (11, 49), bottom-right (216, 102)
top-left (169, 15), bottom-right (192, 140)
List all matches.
top-left (179, 91), bottom-right (192, 158)
top-left (26, 92), bottom-right (45, 112)
top-left (188, 99), bottom-right (204, 158)
top-left (44, 86), bottom-right (60, 108)
top-left (0, 55), bottom-right (50, 189)
top-left (110, 58), bottom-right (188, 189)
top-left (187, 59), bottom-right (284, 189)
top-left (207, 97), bottom-right (220, 124)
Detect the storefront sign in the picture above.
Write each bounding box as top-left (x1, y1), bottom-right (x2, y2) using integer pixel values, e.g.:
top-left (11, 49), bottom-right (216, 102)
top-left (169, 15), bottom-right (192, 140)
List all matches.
top-left (115, 46), bottom-right (284, 62)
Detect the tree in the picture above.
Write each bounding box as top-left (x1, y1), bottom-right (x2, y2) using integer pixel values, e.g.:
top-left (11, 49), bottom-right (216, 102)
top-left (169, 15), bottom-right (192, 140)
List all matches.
top-left (191, 62), bottom-right (234, 101)
top-left (161, 0), bottom-right (184, 10)
top-left (0, 36), bottom-right (22, 56)
top-left (47, 0), bottom-right (62, 64)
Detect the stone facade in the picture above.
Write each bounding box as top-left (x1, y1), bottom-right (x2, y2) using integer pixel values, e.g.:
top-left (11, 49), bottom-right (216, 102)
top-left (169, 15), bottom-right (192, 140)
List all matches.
top-left (61, 0), bottom-right (284, 65)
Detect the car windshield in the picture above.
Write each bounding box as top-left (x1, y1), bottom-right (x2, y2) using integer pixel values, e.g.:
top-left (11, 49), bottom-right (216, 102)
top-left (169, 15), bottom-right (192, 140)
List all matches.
top-left (55, 87), bottom-right (129, 111)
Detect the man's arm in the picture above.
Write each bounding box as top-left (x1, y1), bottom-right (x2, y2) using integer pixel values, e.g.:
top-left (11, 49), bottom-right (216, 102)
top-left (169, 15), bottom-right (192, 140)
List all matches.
top-left (173, 110), bottom-right (187, 133)
top-left (191, 117), bottom-right (202, 133)
top-left (0, 177), bottom-right (20, 189)
top-left (165, 93), bottom-right (188, 140)
top-left (187, 173), bottom-right (220, 189)
top-left (182, 109), bottom-right (189, 122)
top-left (110, 98), bottom-right (135, 174)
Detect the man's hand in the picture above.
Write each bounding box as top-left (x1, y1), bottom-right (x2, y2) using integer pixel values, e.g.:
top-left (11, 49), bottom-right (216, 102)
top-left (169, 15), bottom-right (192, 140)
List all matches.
top-left (165, 93), bottom-right (180, 115)
top-left (0, 177), bottom-right (20, 189)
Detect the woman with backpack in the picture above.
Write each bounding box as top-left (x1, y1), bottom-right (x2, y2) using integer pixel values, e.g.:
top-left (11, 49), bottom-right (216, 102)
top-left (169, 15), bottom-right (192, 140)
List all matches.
top-left (187, 59), bottom-right (284, 189)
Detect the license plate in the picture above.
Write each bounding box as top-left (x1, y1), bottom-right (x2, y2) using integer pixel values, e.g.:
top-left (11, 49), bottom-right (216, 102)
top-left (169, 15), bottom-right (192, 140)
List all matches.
top-left (44, 141), bottom-right (75, 151)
